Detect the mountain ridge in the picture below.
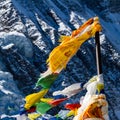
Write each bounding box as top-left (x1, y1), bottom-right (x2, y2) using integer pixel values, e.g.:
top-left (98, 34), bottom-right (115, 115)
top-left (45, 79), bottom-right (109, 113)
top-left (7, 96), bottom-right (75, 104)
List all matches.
top-left (0, 0), bottom-right (120, 119)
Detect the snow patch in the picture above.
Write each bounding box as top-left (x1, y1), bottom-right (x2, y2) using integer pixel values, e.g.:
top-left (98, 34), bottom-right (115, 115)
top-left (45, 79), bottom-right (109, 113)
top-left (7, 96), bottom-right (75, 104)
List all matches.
top-left (1, 43), bottom-right (14, 50)
top-left (0, 31), bottom-right (33, 59)
top-left (70, 11), bottom-right (86, 28)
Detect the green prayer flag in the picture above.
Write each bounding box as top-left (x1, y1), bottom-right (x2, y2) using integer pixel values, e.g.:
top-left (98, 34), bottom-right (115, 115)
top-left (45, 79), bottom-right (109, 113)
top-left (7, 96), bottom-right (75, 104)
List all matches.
top-left (36, 74), bottom-right (58, 88)
top-left (36, 102), bottom-right (52, 114)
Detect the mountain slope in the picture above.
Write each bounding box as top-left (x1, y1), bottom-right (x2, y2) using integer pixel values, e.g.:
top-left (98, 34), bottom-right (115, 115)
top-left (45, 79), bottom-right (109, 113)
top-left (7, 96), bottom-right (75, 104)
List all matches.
top-left (0, 0), bottom-right (120, 119)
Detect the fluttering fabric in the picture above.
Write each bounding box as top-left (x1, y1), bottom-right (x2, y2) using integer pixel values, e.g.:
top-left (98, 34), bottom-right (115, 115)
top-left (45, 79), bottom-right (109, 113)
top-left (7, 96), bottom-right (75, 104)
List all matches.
top-left (46, 17), bottom-right (102, 73)
top-left (40, 98), bottom-right (54, 103)
top-left (53, 83), bottom-right (82, 98)
top-left (28, 113), bottom-right (41, 120)
top-left (22, 17), bottom-right (109, 120)
top-left (48, 97), bottom-right (68, 106)
top-left (24, 89), bottom-right (48, 110)
top-left (35, 17), bottom-right (102, 89)
top-left (65, 103), bottom-right (81, 117)
top-left (83, 75), bottom-right (104, 94)
top-left (36, 73), bottom-right (59, 88)
top-left (65, 103), bottom-right (81, 110)
top-left (36, 102), bottom-right (52, 114)
top-left (74, 94), bottom-right (109, 120)
top-left (73, 75), bottom-right (109, 120)
top-left (36, 97), bottom-right (68, 114)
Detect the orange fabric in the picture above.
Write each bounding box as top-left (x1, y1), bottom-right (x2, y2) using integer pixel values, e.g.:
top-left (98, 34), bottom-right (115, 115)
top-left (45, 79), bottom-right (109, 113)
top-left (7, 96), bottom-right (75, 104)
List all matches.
top-left (47, 17), bottom-right (102, 73)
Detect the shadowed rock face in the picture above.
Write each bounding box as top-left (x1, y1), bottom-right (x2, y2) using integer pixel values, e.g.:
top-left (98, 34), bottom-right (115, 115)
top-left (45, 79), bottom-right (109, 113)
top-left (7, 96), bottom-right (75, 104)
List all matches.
top-left (0, 0), bottom-right (120, 119)
top-left (82, 0), bottom-right (120, 13)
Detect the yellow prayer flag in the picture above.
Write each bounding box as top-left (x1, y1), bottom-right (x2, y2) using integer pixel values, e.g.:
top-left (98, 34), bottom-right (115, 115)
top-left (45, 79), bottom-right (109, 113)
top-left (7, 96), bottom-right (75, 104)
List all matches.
top-left (47, 17), bottom-right (102, 73)
top-left (40, 98), bottom-right (54, 103)
top-left (67, 108), bottom-right (78, 117)
top-left (24, 89), bottom-right (48, 110)
top-left (28, 113), bottom-right (41, 120)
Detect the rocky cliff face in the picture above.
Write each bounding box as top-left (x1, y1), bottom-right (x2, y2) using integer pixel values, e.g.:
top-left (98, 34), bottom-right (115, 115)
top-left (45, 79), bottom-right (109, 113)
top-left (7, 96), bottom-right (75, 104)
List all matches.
top-left (0, 0), bottom-right (120, 119)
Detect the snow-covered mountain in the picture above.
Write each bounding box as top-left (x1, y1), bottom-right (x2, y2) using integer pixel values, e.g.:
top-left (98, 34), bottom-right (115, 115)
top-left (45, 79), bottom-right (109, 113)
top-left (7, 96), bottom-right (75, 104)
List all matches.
top-left (0, 0), bottom-right (120, 119)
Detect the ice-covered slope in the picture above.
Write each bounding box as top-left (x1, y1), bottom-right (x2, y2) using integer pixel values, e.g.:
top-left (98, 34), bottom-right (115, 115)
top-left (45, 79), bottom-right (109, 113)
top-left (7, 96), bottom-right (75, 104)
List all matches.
top-left (0, 71), bottom-right (23, 116)
top-left (0, 0), bottom-right (120, 119)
